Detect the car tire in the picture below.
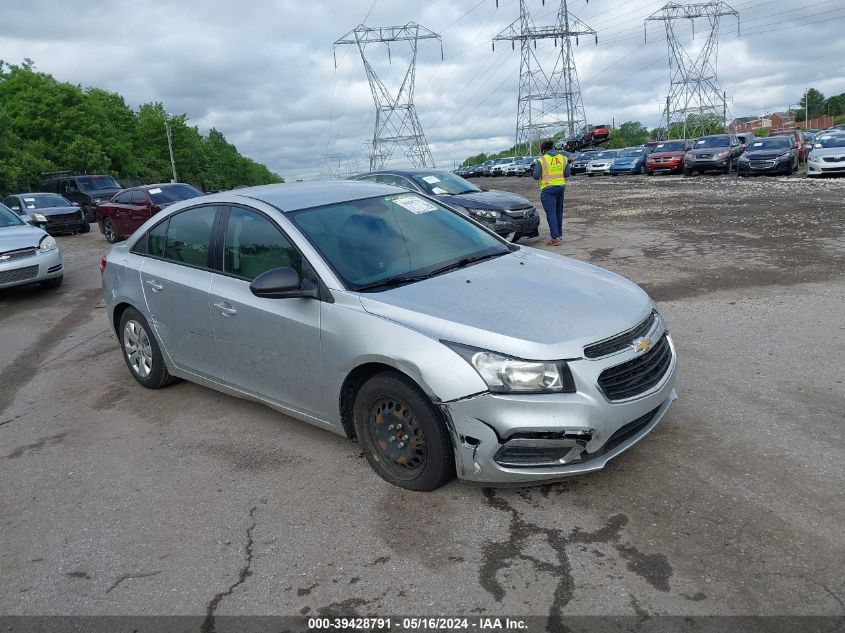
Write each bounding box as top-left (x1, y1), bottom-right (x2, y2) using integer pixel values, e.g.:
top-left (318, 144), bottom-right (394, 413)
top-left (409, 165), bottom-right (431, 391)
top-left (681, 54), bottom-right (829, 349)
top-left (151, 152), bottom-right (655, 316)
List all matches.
top-left (354, 371), bottom-right (455, 491)
top-left (118, 307), bottom-right (179, 389)
top-left (40, 275), bottom-right (63, 289)
top-left (723, 160), bottom-right (732, 175)
top-left (103, 219), bottom-right (121, 243)
top-left (79, 221), bottom-right (91, 234)
top-left (639, 164), bottom-right (646, 175)
top-left (684, 168), bottom-right (693, 177)
top-left (646, 169), bottom-right (654, 176)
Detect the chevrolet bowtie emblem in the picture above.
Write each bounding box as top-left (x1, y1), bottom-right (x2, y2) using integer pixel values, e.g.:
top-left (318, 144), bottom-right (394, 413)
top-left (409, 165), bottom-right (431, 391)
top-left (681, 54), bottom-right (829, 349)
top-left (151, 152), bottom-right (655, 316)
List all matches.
top-left (634, 337), bottom-right (651, 353)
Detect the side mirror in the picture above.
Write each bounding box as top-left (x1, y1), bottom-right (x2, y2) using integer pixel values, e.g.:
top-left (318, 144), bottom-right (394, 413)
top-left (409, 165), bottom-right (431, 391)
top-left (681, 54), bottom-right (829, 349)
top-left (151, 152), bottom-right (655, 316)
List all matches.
top-left (249, 267), bottom-right (319, 300)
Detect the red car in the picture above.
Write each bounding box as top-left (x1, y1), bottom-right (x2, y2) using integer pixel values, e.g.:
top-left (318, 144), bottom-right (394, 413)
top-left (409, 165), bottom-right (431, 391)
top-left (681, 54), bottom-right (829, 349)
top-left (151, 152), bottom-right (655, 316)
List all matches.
top-left (645, 139), bottom-right (692, 175)
top-left (769, 129), bottom-right (806, 162)
top-left (96, 183), bottom-right (203, 243)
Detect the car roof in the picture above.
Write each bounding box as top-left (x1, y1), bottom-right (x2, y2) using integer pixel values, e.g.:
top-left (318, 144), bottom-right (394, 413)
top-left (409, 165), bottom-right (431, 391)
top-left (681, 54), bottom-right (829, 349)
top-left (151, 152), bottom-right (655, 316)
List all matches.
top-left (355, 168), bottom-right (453, 177)
top-left (13, 192), bottom-right (61, 197)
top-left (219, 181), bottom-right (403, 213)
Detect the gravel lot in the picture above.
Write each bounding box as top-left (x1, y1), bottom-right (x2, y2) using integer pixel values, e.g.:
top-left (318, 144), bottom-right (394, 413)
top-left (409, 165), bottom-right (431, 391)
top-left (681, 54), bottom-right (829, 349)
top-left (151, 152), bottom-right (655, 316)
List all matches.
top-left (1, 172), bottom-right (843, 623)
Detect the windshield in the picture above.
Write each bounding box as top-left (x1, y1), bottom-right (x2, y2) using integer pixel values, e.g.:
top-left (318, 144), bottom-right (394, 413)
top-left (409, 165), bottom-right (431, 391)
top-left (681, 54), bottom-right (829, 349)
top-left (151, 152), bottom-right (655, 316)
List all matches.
top-left (575, 153), bottom-right (597, 160)
top-left (77, 175), bottom-right (121, 191)
top-left (619, 149), bottom-right (645, 158)
top-left (494, 158), bottom-right (511, 164)
top-left (0, 204), bottom-right (25, 228)
top-left (593, 151), bottom-right (618, 159)
top-left (147, 184), bottom-right (203, 204)
top-left (746, 138), bottom-right (792, 151)
top-left (19, 194), bottom-right (72, 209)
top-left (815, 134), bottom-right (845, 148)
top-left (289, 193), bottom-right (509, 291)
top-left (694, 136), bottom-right (730, 148)
top-left (409, 172), bottom-right (481, 196)
top-left (654, 141), bottom-right (686, 152)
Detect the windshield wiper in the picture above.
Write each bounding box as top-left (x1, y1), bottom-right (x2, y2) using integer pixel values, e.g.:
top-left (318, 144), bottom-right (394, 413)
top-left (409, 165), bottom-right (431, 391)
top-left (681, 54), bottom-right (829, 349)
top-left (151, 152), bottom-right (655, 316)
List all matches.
top-left (354, 252), bottom-right (506, 292)
top-left (354, 275), bottom-right (430, 292)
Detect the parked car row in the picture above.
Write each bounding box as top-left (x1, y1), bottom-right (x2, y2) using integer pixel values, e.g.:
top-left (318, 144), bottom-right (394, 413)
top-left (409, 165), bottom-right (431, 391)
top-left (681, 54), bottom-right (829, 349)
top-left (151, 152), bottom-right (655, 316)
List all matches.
top-left (455, 155), bottom-right (541, 179)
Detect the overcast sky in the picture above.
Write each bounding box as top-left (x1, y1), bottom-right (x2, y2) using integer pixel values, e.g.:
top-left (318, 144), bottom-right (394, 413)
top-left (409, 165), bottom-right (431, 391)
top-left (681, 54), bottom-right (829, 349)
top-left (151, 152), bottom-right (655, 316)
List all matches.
top-left (1, 0), bottom-right (844, 180)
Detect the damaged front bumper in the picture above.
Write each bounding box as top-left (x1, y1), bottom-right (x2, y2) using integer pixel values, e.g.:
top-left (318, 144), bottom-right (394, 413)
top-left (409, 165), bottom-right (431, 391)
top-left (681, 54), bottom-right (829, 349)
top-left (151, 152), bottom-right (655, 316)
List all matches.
top-left (440, 335), bottom-right (678, 484)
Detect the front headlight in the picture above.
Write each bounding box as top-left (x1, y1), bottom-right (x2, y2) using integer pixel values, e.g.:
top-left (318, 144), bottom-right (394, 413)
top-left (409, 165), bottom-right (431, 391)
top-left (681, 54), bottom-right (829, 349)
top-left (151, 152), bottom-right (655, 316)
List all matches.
top-left (39, 235), bottom-right (57, 252)
top-left (443, 342), bottom-right (575, 394)
top-left (468, 209), bottom-right (501, 219)
top-left (34, 213), bottom-right (48, 223)
top-left (778, 151), bottom-right (792, 160)
top-left (716, 150), bottom-right (731, 158)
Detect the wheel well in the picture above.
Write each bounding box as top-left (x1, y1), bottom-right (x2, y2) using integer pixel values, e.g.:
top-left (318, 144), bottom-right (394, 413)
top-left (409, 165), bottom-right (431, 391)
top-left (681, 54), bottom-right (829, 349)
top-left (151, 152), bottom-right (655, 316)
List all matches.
top-left (112, 302), bottom-right (133, 335)
top-left (339, 363), bottom-right (437, 440)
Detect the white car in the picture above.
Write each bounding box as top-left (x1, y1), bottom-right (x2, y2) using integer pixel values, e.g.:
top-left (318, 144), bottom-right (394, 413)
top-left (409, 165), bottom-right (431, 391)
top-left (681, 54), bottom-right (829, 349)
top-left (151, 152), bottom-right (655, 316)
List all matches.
top-left (807, 132), bottom-right (845, 177)
top-left (0, 203), bottom-right (64, 290)
top-left (491, 157), bottom-right (518, 177)
top-left (586, 150), bottom-right (620, 176)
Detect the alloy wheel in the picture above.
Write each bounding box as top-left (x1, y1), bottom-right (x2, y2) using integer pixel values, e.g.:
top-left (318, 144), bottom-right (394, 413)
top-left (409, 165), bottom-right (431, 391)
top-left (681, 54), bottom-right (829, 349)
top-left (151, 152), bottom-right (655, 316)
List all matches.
top-left (123, 320), bottom-right (153, 378)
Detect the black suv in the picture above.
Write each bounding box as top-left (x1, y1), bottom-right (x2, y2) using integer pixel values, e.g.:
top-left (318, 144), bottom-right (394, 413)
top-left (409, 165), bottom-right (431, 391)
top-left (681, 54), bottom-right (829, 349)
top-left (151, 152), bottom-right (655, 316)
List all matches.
top-left (41, 172), bottom-right (124, 222)
top-left (683, 134), bottom-right (744, 175)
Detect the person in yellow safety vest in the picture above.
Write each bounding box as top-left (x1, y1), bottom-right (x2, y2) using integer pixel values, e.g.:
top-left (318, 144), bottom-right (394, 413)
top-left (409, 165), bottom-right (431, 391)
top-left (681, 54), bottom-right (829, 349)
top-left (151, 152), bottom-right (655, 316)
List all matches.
top-left (532, 139), bottom-right (570, 246)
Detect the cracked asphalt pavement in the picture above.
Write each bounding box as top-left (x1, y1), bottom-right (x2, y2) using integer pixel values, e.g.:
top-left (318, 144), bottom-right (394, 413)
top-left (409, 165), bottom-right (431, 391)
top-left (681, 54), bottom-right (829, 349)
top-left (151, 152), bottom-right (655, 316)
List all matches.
top-left (0, 172), bottom-right (843, 619)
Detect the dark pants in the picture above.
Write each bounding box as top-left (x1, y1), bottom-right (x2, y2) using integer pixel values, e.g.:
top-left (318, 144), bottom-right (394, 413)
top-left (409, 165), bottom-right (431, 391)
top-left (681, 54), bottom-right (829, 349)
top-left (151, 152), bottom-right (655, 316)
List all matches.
top-left (540, 185), bottom-right (565, 239)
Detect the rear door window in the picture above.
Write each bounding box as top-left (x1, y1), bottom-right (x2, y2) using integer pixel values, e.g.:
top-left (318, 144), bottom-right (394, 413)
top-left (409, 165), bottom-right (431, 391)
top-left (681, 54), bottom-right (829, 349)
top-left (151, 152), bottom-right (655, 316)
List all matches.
top-left (131, 190), bottom-right (147, 205)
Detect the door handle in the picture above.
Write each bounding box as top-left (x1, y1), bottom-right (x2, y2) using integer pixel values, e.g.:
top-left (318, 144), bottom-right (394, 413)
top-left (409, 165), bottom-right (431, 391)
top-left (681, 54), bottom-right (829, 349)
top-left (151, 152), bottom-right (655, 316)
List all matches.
top-left (145, 279), bottom-right (164, 292)
top-left (213, 302), bottom-right (238, 317)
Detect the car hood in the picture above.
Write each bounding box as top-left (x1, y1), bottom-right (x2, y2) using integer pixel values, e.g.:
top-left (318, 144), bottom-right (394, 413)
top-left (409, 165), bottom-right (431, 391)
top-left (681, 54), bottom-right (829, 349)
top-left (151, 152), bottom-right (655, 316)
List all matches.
top-left (358, 248), bottom-right (652, 360)
top-left (810, 147), bottom-right (845, 158)
top-left (0, 224), bottom-right (47, 250)
top-left (688, 147), bottom-right (729, 156)
top-left (613, 157), bottom-right (641, 163)
top-left (85, 188), bottom-right (122, 200)
top-left (649, 151), bottom-right (686, 159)
top-left (440, 189), bottom-right (533, 211)
top-left (28, 206), bottom-right (81, 217)
top-left (744, 149), bottom-right (791, 158)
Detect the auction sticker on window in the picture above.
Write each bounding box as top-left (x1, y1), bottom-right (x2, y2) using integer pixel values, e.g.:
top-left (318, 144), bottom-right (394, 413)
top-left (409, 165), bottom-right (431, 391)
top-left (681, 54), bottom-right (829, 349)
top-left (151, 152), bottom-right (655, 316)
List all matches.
top-left (387, 194), bottom-right (437, 214)
top-left (148, 188), bottom-right (162, 194)
top-left (421, 175), bottom-right (440, 184)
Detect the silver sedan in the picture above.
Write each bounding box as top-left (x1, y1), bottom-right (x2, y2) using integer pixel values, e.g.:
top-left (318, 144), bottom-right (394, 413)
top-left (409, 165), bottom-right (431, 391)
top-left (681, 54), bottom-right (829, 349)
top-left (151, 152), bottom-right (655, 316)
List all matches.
top-left (101, 182), bottom-right (677, 490)
top-left (0, 203), bottom-right (64, 290)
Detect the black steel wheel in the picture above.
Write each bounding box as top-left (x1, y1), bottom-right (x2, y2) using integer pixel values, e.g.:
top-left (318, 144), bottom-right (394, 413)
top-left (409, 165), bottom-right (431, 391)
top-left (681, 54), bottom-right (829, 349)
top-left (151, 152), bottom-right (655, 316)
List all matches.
top-left (354, 372), bottom-right (455, 491)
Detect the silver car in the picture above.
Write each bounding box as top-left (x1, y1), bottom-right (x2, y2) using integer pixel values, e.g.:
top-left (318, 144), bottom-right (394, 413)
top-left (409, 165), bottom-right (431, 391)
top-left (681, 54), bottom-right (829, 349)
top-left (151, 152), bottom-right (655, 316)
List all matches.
top-left (585, 150), bottom-right (620, 176)
top-left (101, 182), bottom-right (677, 491)
top-left (807, 132), bottom-right (845, 177)
top-left (0, 203), bottom-right (64, 290)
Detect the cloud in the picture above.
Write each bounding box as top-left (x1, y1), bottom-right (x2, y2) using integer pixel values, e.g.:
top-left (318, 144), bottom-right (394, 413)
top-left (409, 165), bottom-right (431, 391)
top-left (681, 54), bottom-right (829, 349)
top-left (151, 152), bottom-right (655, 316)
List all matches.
top-left (1, 0), bottom-right (843, 179)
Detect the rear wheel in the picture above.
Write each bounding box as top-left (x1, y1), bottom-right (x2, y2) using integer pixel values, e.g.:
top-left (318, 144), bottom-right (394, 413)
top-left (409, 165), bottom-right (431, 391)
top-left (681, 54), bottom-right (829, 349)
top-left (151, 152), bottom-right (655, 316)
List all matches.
top-left (354, 372), bottom-right (455, 491)
top-left (103, 218), bottom-right (121, 243)
top-left (118, 307), bottom-right (178, 389)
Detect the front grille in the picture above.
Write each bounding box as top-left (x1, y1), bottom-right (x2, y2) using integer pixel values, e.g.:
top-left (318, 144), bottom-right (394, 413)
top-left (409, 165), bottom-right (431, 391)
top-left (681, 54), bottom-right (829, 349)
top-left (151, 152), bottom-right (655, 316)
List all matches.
top-left (46, 212), bottom-right (80, 223)
top-left (504, 207), bottom-right (535, 218)
top-left (822, 156), bottom-right (845, 163)
top-left (598, 334), bottom-right (672, 401)
top-left (750, 161), bottom-right (776, 169)
top-left (0, 265), bottom-right (39, 285)
top-left (0, 248), bottom-right (37, 262)
top-left (697, 153), bottom-right (713, 158)
top-left (584, 311), bottom-right (657, 359)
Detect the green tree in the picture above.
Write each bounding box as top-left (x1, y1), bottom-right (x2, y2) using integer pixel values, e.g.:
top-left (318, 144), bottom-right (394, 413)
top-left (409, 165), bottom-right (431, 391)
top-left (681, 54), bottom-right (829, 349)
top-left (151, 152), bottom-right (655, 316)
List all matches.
top-left (609, 121), bottom-right (649, 148)
top-left (798, 88), bottom-right (826, 120)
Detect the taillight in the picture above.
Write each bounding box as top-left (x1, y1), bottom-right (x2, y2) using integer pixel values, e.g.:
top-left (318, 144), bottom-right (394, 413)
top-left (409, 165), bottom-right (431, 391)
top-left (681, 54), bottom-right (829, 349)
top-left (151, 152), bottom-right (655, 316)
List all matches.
top-left (100, 256), bottom-right (107, 275)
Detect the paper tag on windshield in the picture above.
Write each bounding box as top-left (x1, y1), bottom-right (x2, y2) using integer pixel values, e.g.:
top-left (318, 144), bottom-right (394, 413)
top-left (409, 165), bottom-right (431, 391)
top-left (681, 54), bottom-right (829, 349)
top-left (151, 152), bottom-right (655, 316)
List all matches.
top-left (752, 142), bottom-right (763, 147)
top-left (422, 175), bottom-right (440, 184)
top-left (24, 197), bottom-right (35, 202)
top-left (148, 187), bottom-right (162, 194)
top-left (696, 140), bottom-right (705, 144)
top-left (391, 195), bottom-right (436, 214)
top-left (26, 205), bottom-right (35, 209)
top-left (431, 187), bottom-right (447, 195)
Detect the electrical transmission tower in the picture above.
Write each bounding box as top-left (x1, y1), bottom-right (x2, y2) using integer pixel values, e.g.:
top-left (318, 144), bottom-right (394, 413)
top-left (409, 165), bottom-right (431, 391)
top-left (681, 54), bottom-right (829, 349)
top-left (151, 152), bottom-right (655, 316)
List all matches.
top-left (645, 2), bottom-right (739, 139)
top-left (334, 23), bottom-right (442, 170)
top-left (494, 0), bottom-right (596, 155)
